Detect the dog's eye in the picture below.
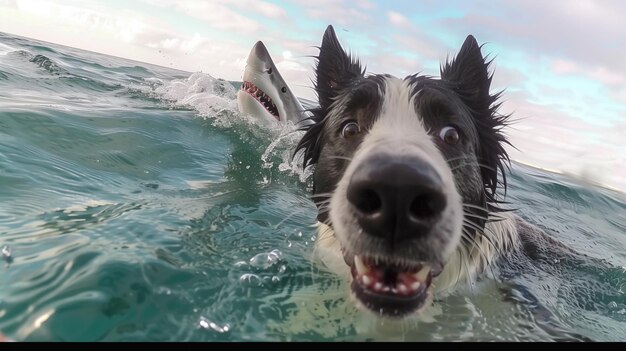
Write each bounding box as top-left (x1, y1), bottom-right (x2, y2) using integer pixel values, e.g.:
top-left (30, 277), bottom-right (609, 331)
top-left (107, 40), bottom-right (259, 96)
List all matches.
top-left (439, 126), bottom-right (460, 145)
top-left (341, 121), bottom-right (360, 139)
top-left (281, 87), bottom-right (287, 93)
top-left (267, 68), bottom-right (273, 74)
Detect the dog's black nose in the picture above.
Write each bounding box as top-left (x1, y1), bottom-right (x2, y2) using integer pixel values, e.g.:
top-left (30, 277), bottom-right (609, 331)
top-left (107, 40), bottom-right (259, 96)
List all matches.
top-left (347, 155), bottom-right (447, 244)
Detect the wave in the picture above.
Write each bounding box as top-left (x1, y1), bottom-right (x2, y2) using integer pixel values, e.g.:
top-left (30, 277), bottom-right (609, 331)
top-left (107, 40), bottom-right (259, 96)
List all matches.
top-left (29, 54), bottom-right (68, 75)
top-left (0, 42), bottom-right (17, 56)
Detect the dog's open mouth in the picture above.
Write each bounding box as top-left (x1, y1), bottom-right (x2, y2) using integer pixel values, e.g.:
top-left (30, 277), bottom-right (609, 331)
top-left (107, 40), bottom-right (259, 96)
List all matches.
top-left (241, 81), bottom-right (280, 120)
top-left (345, 253), bottom-right (441, 317)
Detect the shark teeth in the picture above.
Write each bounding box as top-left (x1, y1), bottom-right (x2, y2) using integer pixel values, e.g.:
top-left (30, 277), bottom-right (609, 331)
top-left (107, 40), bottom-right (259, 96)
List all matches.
top-left (241, 81), bottom-right (279, 120)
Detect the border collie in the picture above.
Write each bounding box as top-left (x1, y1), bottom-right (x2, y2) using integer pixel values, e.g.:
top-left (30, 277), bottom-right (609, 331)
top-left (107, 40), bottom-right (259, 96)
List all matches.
top-left (295, 25), bottom-right (528, 318)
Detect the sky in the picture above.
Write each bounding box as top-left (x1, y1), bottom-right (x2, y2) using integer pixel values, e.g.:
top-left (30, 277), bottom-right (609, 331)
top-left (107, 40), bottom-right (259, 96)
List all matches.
top-left (0, 0), bottom-right (624, 192)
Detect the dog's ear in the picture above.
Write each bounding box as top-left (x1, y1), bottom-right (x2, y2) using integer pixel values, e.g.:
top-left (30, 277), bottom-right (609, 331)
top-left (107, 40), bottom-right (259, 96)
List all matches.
top-left (442, 35), bottom-right (511, 208)
top-left (315, 25), bottom-right (364, 109)
top-left (440, 35), bottom-right (492, 112)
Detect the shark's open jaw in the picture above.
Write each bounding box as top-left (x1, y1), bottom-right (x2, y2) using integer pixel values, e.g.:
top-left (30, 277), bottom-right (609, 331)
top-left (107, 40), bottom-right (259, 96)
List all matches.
top-left (241, 81), bottom-right (279, 120)
top-left (345, 252), bottom-right (441, 317)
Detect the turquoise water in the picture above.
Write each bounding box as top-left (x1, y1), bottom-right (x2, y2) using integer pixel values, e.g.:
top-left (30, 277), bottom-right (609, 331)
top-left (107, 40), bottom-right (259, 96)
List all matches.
top-left (0, 32), bottom-right (625, 341)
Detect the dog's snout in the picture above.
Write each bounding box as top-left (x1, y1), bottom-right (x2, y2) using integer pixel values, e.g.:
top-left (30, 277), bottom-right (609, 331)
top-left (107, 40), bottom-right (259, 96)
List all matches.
top-left (347, 155), bottom-right (447, 243)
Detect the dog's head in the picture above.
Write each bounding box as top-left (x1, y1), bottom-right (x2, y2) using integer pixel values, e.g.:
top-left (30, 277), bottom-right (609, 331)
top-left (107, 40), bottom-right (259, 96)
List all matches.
top-left (296, 25), bottom-right (510, 317)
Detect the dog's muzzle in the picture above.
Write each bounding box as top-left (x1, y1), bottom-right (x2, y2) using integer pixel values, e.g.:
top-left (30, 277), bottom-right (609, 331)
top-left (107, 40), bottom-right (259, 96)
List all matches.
top-left (336, 152), bottom-right (457, 317)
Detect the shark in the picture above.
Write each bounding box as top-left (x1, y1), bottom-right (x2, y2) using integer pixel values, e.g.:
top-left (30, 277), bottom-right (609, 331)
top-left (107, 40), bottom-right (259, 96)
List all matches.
top-left (237, 41), bottom-right (309, 125)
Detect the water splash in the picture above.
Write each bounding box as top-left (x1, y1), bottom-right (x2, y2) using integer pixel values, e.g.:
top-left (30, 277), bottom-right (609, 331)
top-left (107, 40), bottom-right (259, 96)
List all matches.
top-left (260, 129), bottom-right (312, 183)
top-left (152, 72), bottom-right (314, 184)
top-left (154, 72), bottom-right (239, 123)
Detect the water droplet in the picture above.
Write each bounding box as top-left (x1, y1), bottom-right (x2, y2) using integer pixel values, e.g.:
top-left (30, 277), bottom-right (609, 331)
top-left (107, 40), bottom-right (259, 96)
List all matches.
top-left (608, 301), bottom-right (618, 309)
top-left (1, 245), bottom-right (11, 258)
top-left (158, 287), bottom-right (172, 295)
top-left (278, 265), bottom-right (286, 274)
top-left (2, 245), bottom-right (12, 265)
top-left (234, 261), bottom-right (248, 268)
top-left (198, 316), bottom-right (230, 333)
top-left (246, 165), bottom-right (250, 169)
top-left (239, 273), bottom-right (263, 286)
top-left (271, 276), bottom-right (280, 283)
top-left (249, 249), bottom-right (283, 269)
top-left (287, 240), bottom-right (292, 248)
top-left (297, 232), bottom-right (302, 237)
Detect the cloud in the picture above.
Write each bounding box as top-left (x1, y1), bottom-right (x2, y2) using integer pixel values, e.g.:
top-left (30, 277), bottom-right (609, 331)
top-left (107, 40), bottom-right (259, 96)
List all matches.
top-left (552, 59), bottom-right (626, 87)
top-left (441, 1), bottom-right (626, 78)
top-left (231, 0), bottom-right (288, 20)
top-left (145, 32), bottom-right (207, 53)
top-left (356, 0), bottom-right (376, 10)
top-left (364, 53), bottom-right (420, 77)
top-left (140, 0), bottom-right (262, 34)
top-left (290, 0), bottom-right (372, 27)
top-left (0, 0), bottom-right (17, 7)
top-left (387, 11), bottom-right (412, 29)
top-left (494, 89), bottom-right (625, 191)
top-left (141, 0), bottom-right (288, 31)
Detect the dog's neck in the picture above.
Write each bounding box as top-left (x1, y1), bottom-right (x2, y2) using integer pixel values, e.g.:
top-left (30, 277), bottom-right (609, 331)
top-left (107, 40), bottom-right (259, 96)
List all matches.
top-left (313, 212), bottom-right (521, 294)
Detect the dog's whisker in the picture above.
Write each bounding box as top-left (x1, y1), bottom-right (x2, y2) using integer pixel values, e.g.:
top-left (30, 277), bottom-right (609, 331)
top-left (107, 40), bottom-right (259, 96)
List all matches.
top-left (462, 220), bottom-right (501, 255)
top-left (462, 203), bottom-right (491, 213)
top-left (327, 155), bottom-right (353, 162)
top-left (315, 201), bottom-right (332, 209)
top-left (445, 155), bottom-right (473, 163)
top-left (311, 193), bottom-right (334, 199)
top-left (463, 212), bottom-right (491, 222)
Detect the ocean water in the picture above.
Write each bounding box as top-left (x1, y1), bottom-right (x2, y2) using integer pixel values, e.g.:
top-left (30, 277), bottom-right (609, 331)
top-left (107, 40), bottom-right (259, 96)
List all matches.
top-left (0, 32), bottom-right (625, 342)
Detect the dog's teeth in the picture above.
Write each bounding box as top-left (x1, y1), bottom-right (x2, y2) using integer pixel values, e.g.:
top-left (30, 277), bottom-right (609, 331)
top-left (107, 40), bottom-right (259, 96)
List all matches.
top-left (391, 287), bottom-right (398, 294)
top-left (383, 286), bottom-right (390, 293)
top-left (398, 283), bottom-right (408, 294)
top-left (410, 282), bottom-right (421, 291)
top-left (414, 265), bottom-right (431, 282)
top-left (361, 275), bottom-right (372, 286)
top-left (374, 282), bottom-right (383, 291)
top-left (354, 255), bottom-right (368, 275)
